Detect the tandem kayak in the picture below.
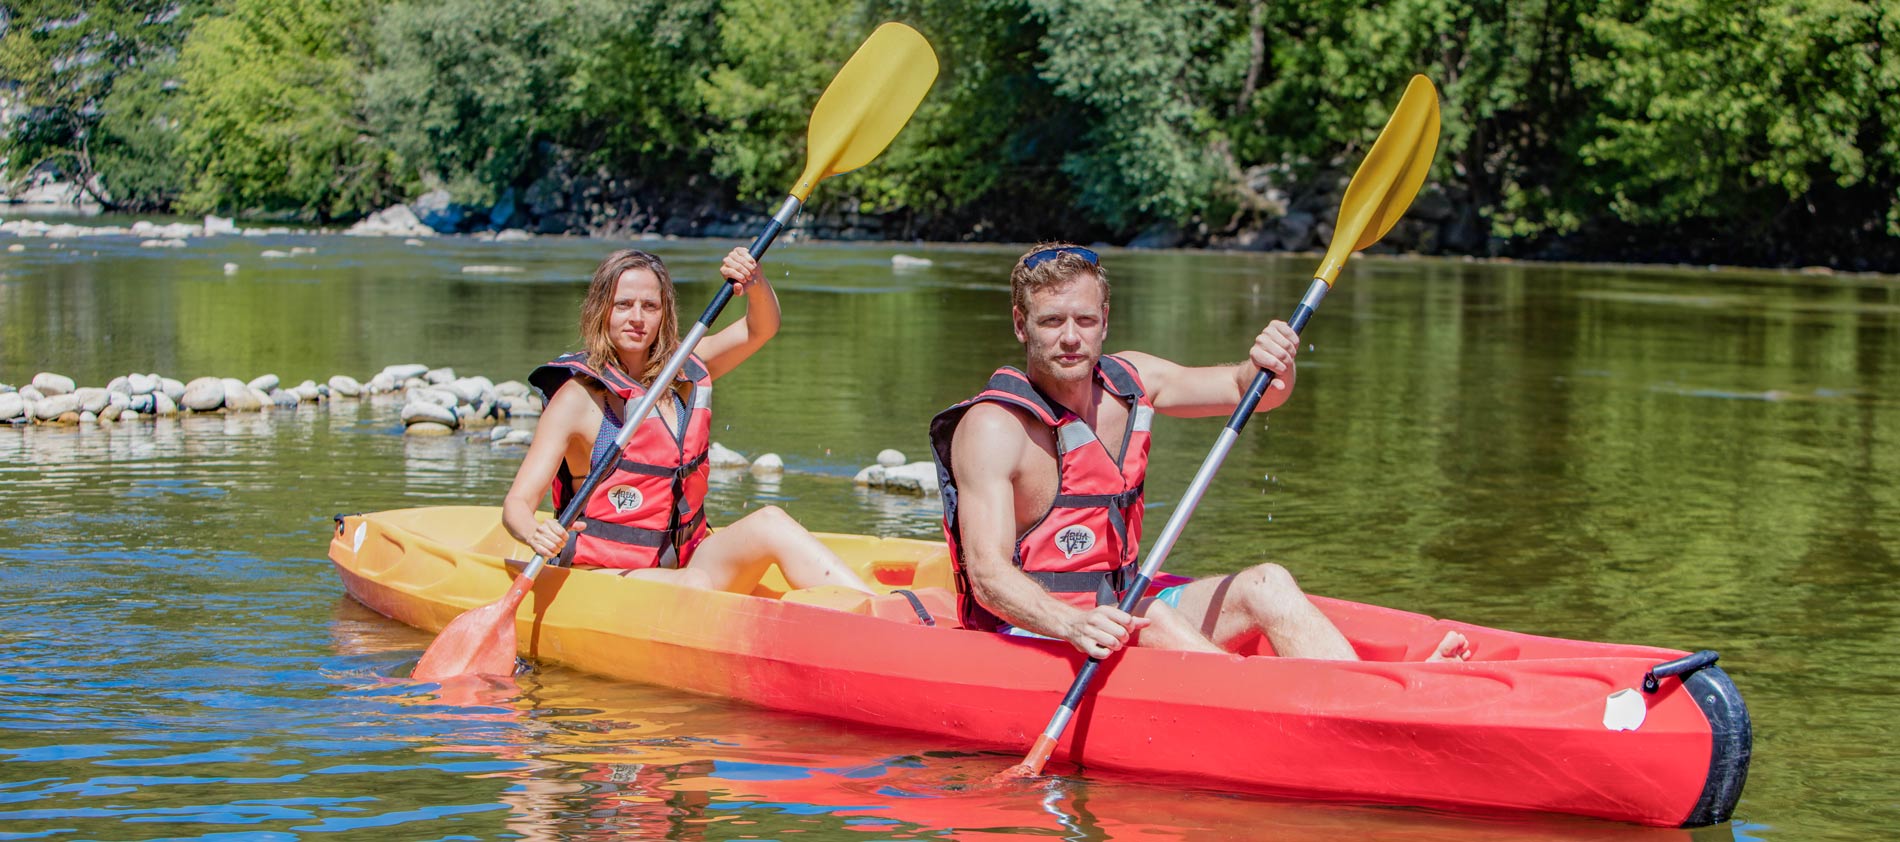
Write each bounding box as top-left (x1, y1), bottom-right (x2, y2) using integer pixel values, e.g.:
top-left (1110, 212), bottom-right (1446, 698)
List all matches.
top-left (328, 506), bottom-right (1750, 827)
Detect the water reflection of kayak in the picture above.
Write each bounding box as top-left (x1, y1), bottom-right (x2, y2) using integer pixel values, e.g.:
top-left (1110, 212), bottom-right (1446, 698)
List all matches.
top-left (329, 506), bottom-right (1750, 828)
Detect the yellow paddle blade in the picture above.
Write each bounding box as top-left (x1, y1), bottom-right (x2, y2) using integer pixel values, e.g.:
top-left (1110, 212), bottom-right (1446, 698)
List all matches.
top-left (1314, 75), bottom-right (1442, 286)
top-left (792, 22), bottom-right (940, 201)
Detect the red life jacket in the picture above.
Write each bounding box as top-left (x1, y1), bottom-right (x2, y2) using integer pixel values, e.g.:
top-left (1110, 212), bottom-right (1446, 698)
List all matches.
top-left (528, 351), bottom-right (713, 570)
top-left (928, 355), bottom-right (1154, 631)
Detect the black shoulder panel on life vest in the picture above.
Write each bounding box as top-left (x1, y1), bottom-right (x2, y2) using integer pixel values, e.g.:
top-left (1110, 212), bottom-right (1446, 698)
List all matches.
top-left (1097, 354), bottom-right (1145, 399)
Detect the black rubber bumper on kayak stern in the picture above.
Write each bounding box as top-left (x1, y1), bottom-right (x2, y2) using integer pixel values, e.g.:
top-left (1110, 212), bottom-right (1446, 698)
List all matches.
top-left (1682, 665), bottom-right (1752, 827)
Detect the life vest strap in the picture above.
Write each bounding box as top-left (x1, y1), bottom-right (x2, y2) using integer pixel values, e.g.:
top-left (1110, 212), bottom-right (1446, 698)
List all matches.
top-left (614, 450), bottom-right (709, 479)
top-left (1026, 561), bottom-right (1139, 594)
top-left (1050, 483), bottom-right (1144, 510)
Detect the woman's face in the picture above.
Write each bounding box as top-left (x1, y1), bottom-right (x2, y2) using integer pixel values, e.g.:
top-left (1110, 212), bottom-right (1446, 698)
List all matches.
top-left (608, 268), bottom-right (665, 357)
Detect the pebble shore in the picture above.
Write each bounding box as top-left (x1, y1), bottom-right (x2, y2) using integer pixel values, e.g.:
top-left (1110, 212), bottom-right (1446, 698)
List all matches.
top-left (2, 364), bottom-right (939, 495)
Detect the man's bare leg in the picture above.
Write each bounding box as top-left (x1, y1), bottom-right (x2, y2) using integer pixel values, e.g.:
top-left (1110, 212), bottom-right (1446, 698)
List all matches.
top-left (1168, 564), bottom-right (1358, 660)
top-left (1130, 598), bottom-right (1226, 653)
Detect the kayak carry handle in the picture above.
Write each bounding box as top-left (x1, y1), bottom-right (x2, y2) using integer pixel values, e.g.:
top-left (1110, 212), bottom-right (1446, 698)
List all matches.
top-left (1643, 650), bottom-right (1720, 694)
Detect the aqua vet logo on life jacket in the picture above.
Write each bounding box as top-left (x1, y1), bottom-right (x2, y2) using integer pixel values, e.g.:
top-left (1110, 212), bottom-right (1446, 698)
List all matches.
top-left (1054, 524), bottom-right (1096, 558)
top-left (929, 356), bottom-right (1154, 632)
top-left (529, 352), bottom-right (714, 571)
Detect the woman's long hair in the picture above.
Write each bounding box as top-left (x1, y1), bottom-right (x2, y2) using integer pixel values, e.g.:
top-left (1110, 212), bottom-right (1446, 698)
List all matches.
top-left (579, 249), bottom-right (689, 400)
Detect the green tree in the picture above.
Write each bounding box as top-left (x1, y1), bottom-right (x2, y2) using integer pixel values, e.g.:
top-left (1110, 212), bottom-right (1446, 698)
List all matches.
top-left (0, 0), bottom-right (199, 205)
top-left (367, 0), bottom-right (596, 204)
top-left (1576, 0), bottom-right (1899, 237)
top-left (92, 55), bottom-right (189, 210)
top-left (1027, 0), bottom-right (1239, 231)
top-left (174, 0), bottom-right (396, 217)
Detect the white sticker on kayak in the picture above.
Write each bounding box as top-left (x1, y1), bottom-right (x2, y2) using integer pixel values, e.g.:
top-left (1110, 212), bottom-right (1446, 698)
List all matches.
top-left (353, 522), bottom-right (366, 554)
top-left (607, 485), bottom-right (643, 514)
top-left (1603, 688), bottom-right (1647, 731)
top-left (1054, 525), bottom-right (1096, 559)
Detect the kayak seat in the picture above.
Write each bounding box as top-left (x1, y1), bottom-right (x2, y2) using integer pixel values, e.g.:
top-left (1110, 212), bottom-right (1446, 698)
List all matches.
top-left (778, 585), bottom-right (962, 628)
top-left (857, 587), bottom-right (959, 627)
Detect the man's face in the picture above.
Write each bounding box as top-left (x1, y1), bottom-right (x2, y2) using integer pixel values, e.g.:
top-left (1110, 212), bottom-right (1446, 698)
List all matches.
top-left (1013, 274), bottom-right (1108, 385)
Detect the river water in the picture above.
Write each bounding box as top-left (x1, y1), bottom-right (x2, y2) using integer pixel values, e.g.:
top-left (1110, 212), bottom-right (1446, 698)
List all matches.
top-left (1, 229), bottom-right (1896, 839)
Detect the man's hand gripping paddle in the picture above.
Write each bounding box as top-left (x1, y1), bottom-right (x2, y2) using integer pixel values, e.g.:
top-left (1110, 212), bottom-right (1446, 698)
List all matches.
top-left (998, 74), bottom-right (1443, 779)
top-left (411, 23), bottom-right (939, 683)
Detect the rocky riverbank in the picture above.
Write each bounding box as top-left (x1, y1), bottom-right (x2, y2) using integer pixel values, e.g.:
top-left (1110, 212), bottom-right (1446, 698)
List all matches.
top-left (2, 365), bottom-right (941, 496)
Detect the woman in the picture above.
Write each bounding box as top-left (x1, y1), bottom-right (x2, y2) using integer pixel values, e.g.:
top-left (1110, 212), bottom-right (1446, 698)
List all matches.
top-left (502, 246), bottom-right (875, 596)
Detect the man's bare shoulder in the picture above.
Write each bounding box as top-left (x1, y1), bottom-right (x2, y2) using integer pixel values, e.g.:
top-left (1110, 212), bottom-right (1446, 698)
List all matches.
top-left (953, 400), bottom-right (1036, 446)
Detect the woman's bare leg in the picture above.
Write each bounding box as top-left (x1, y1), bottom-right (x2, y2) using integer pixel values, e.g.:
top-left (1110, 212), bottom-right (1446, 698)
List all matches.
top-left (622, 505), bottom-right (875, 594)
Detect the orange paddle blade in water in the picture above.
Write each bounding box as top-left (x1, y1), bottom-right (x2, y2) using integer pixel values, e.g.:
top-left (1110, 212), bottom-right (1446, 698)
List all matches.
top-left (411, 574), bottom-right (531, 680)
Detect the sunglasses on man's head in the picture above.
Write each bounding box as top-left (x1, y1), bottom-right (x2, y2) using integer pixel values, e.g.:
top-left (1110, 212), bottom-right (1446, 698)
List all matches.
top-left (1022, 246), bottom-right (1099, 271)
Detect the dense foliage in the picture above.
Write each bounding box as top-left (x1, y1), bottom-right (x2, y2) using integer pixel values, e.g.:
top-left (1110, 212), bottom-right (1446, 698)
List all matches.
top-left (2, 0), bottom-right (1895, 266)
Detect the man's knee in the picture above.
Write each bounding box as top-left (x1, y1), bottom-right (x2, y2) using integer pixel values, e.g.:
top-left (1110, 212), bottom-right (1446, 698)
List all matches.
top-left (1239, 563), bottom-right (1306, 615)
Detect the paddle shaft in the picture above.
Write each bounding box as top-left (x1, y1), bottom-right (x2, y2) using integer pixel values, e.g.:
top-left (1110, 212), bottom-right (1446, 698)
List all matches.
top-left (1017, 277), bottom-right (1331, 774)
top-left (514, 196), bottom-right (804, 583)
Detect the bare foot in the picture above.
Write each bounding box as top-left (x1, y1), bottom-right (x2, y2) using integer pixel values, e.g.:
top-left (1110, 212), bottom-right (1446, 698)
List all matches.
top-left (1424, 630), bottom-right (1472, 662)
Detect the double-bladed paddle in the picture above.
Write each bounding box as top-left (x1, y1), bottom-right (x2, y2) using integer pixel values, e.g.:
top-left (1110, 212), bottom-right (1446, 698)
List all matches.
top-left (1001, 74), bottom-right (1443, 778)
top-left (412, 22), bottom-right (939, 682)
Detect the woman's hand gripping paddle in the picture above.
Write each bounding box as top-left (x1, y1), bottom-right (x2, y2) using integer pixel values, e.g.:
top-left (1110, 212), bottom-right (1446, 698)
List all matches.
top-left (997, 75), bottom-right (1443, 779)
top-left (411, 23), bottom-right (938, 683)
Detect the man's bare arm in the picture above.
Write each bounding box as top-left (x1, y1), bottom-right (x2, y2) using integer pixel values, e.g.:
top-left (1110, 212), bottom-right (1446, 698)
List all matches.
top-left (1119, 321), bottom-right (1299, 418)
top-left (950, 403), bottom-right (1147, 656)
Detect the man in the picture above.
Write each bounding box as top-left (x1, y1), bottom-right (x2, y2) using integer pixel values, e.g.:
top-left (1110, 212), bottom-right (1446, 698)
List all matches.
top-left (929, 243), bottom-right (1469, 661)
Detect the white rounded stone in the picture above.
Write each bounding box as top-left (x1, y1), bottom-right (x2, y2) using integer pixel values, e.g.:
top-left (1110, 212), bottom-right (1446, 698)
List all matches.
top-left (74, 387), bottom-right (110, 414)
top-left (31, 372), bottom-right (75, 396)
top-left (35, 393), bottom-right (81, 420)
top-left (154, 392), bottom-right (178, 416)
top-left (380, 363), bottom-right (429, 381)
top-left (404, 421), bottom-right (456, 436)
top-left (107, 376), bottom-right (131, 395)
top-left (749, 453), bottom-right (785, 475)
top-left (880, 462), bottom-right (942, 495)
top-left (129, 373), bottom-right (159, 395)
top-left (707, 442), bottom-right (749, 468)
top-left (181, 377), bottom-right (226, 411)
top-left (327, 374), bottom-right (364, 397)
top-left (401, 401), bottom-right (458, 427)
top-left (0, 393), bottom-right (23, 421)
top-left (159, 378), bottom-right (185, 402)
top-left (425, 367), bottom-right (455, 385)
top-left (876, 448), bottom-right (907, 467)
top-left (221, 378), bottom-right (262, 411)
top-left (247, 374), bottom-right (280, 393)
